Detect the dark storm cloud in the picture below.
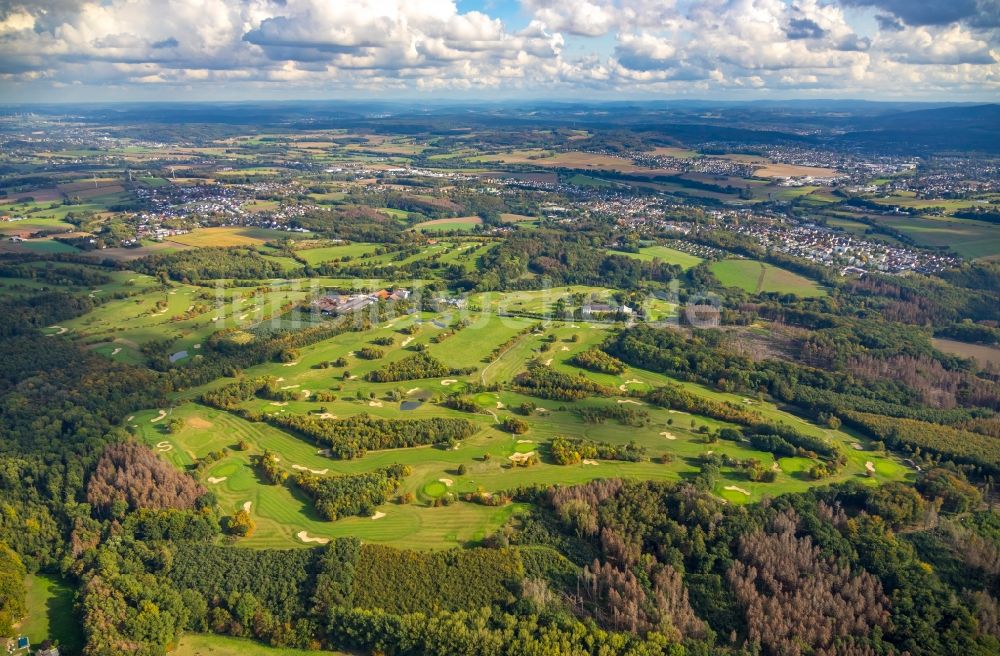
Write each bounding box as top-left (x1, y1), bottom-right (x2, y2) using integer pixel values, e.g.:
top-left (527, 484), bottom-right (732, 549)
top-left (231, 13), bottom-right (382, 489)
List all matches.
top-left (786, 18), bottom-right (827, 40)
top-left (841, 0), bottom-right (999, 28)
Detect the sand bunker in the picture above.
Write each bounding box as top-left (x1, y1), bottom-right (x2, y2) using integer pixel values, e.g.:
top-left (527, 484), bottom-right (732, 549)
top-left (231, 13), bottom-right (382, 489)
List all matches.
top-left (207, 476), bottom-right (227, 484)
top-left (772, 462), bottom-right (781, 471)
top-left (127, 415), bottom-right (134, 422)
top-left (151, 409), bottom-right (167, 423)
top-left (317, 448), bottom-right (333, 456)
top-left (292, 464), bottom-right (329, 475)
top-left (281, 384), bottom-right (300, 389)
top-left (47, 325), bottom-right (68, 336)
top-left (111, 347), bottom-right (122, 356)
top-left (536, 407), bottom-right (549, 413)
top-left (401, 336), bottom-right (414, 347)
top-left (725, 485), bottom-right (751, 496)
top-left (659, 431), bottom-right (677, 440)
top-left (544, 358), bottom-right (553, 366)
top-left (317, 413), bottom-right (336, 420)
top-left (617, 399), bottom-right (643, 405)
top-left (865, 461), bottom-right (876, 474)
top-left (242, 501), bottom-right (252, 512)
top-left (371, 512), bottom-right (386, 520)
top-left (406, 387), bottom-right (420, 395)
top-left (439, 478), bottom-right (453, 486)
top-left (496, 401), bottom-right (505, 409)
top-left (619, 379), bottom-right (642, 391)
top-left (193, 343), bottom-right (201, 349)
top-left (516, 439), bottom-right (534, 444)
top-left (560, 346), bottom-right (570, 351)
top-left (276, 377), bottom-right (285, 382)
top-left (301, 390), bottom-right (311, 398)
top-left (270, 401), bottom-right (288, 406)
top-left (297, 531), bottom-right (329, 544)
top-left (368, 400), bottom-right (383, 407)
top-left (440, 379), bottom-right (458, 386)
top-left (155, 441), bottom-right (172, 452)
top-left (282, 361), bottom-right (299, 367)
top-left (238, 314), bottom-right (248, 320)
top-left (582, 459), bottom-right (599, 466)
top-left (742, 398), bottom-right (754, 404)
top-left (851, 442), bottom-right (864, 451)
top-left (667, 410), bottom-right (688, 415)
top-left (509, 451), bottom-right (535, 463)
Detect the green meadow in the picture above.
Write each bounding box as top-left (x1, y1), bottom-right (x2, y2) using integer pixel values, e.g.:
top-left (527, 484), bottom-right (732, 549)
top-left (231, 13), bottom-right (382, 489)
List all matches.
top-left (710, 259), bottom-right (825, 296)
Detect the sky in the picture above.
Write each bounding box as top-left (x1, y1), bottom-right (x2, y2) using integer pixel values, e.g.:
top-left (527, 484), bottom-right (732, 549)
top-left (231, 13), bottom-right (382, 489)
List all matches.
top-left (0, 0), bottom-right (997, 102)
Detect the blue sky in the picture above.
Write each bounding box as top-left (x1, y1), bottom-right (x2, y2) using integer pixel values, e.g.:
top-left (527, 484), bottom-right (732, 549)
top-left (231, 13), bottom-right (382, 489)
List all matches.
top-left (0, 0), bottom-right (996, 102)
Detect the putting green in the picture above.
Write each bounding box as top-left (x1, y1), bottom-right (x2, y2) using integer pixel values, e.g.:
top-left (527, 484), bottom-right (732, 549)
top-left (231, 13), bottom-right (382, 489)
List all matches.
top-left (423, 481), bottom-right (448, 498)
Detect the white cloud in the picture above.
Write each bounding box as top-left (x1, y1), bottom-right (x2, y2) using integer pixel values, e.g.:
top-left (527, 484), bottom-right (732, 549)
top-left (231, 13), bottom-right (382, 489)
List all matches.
top-left (0, 0), bottom-right (995, 98)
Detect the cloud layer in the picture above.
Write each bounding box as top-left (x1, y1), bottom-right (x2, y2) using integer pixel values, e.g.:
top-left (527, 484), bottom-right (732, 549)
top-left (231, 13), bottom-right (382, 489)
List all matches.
top-left (0, 0), bottom-right (996, 99)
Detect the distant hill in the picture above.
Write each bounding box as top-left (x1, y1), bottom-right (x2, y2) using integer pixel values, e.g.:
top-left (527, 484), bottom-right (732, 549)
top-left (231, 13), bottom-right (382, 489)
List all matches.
top-left (834, 104), bottom-right (1000, 154)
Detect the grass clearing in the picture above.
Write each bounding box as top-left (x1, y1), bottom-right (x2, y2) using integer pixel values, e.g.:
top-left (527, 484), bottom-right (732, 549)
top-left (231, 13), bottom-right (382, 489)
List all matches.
top-left (20, 574), bottom-right (84, 654)
top-left (173, 634), bottom-right (349, 656)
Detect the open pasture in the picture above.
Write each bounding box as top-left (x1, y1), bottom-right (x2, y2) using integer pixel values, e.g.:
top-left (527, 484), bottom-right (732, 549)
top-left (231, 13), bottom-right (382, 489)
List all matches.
top-left (710, 259), bottom-right (825, 296)
top-left (611, 245), bottom-right (703, 270)
top-left (867, 214), bottom-right (1000, 260)
top-left (294, 242), bottom-right (382, 266)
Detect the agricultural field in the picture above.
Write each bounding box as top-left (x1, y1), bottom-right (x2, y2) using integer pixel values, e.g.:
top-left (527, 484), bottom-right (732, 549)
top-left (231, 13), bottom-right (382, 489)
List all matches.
top-left (165, 226), bottom-right (303, 248)
top-left (468, 149), bottom-right (679, 177)
top-left (410, 216), bottom-right (483, 232)
top-left (710, 259), bottom-right (826, 296)
top-left (753, 163), bottom-right (839, 178)
top-left (867, 214), bottom-right (1000, 260)
top-left (933, 338), bottom-right (1000, 368)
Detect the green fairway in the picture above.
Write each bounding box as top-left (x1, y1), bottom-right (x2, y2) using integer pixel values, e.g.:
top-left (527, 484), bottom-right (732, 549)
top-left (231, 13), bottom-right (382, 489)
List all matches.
top-left (710, 259), bottom-right (825, 296)
top-left (128, 308), bottom-right (906, 551)
top-left (20, 574), bottom-right (84, 655)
